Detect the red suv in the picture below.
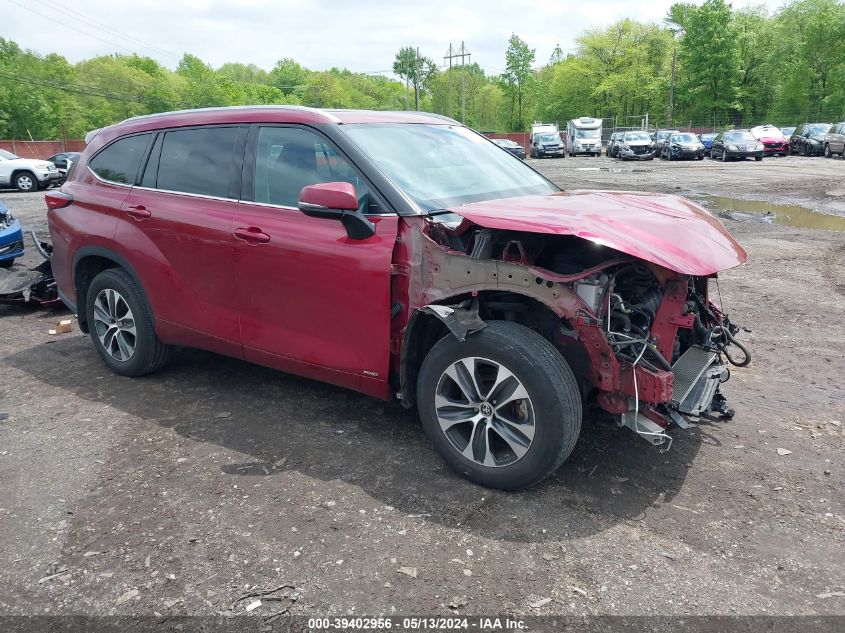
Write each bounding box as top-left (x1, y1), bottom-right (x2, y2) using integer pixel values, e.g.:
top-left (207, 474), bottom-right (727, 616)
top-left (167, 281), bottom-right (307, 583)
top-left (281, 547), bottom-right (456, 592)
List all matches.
top-left (47, 107), bottom-right (750, 490)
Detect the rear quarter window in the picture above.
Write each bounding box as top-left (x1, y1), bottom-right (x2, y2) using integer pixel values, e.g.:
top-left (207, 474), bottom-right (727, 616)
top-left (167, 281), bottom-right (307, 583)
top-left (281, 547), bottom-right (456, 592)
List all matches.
top-left (88, 134), bottom-right (152, 184)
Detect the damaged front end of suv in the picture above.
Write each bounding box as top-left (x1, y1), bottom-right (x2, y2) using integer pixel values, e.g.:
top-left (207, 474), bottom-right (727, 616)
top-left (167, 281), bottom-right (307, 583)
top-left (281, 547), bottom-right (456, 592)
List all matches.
top-left (397, 189), bottom-right (750, 449)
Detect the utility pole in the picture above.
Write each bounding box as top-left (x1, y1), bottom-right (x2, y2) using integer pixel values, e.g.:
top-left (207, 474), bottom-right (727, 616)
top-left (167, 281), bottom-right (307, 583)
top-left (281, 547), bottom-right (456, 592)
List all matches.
top-left (444, 42), bottom-right (471, 122)
top-left (444, 44), bottom-right (453, 119)
top-left (667, 45), bottom-right (677, 127)
top-left (414, 47), bottom-right (421, 111)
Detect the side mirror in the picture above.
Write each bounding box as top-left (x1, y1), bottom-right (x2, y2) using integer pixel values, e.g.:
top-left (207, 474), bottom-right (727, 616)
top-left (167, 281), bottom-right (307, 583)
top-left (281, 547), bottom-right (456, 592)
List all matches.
top-left (298, 182), bottom-right (375, 240)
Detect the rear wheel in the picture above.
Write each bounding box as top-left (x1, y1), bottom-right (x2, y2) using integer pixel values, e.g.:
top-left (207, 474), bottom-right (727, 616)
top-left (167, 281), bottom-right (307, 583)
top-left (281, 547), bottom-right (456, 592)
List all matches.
top-left (86, 268), bottom-right (172, 377)
top-left (417, 321), bottom-right (582, 490)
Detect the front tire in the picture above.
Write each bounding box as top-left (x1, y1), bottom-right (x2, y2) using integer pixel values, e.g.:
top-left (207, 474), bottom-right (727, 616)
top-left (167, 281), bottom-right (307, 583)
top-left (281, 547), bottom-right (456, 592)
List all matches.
top-left (417, 321), bottom-right (582, 490)
top-left (86, 268), bottom-right (172, 377)
top-left (825, 144), bottom-right (832, 158)
top-left (14, 172), bottom-right (38, 192)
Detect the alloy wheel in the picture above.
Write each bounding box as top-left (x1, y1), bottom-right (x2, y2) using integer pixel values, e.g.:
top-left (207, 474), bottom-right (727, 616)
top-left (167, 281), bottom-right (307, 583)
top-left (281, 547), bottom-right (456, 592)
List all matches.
top-left (16, 175), bottom-right (34, 191)
top-left (434, 356), bottom-right (535, 468)
top-left (92, 288), bottom-right (137, 362)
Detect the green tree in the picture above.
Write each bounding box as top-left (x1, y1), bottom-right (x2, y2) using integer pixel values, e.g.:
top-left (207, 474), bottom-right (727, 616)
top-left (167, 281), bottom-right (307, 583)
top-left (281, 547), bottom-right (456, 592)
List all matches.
top-left (503, 34), bottom-right (535, 129)
top-left (668, 0), bottom-right (741, 124)
top-left (269, 58), bottom-right (310, 96)
top-left (392, 46), bottom-right (435, 109)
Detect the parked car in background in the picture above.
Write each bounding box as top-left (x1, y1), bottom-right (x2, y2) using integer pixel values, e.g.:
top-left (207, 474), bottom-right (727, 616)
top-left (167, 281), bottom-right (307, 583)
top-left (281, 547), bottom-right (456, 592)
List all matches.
top-left (780, 126), bottom-right (796, 139)
top-left (699, 133), bottom-right (717, 156)
top-left (491, 138), bottom-right (526, 159)
top-left (0, 200), bottom-right (24, 267)
top-left (749, 125), bottom-right (789, 156)
top-left (654, 129), bottom-right (680, 156)
top-left (616, 130), bottom-right (656, 160)
top-left (823, 123), bottom-right (845, 157)
top-left (530, 123), bottom-right (565, 158)
top-left (710, 130), bottom-right (764, 161)
top-left (565, 117), bottom-right (602, 156)
top-left (0, 149), bottom-right (62, 192)
top-left (661, 133), bottom-right (706, 160)
top-left (47, 152), bottom-right (82, 182)
top-left (606, 132), bottom-right (623, 157)
top-left (790, 123), bottom-right (831, 156)
top-left (47, 106), bottom-right (749, 490)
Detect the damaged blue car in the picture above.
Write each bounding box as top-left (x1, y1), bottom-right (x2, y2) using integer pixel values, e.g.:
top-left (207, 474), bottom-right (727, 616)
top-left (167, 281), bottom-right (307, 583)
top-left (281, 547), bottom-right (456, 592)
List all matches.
top-left (0, 200), bottom-right (24, 268)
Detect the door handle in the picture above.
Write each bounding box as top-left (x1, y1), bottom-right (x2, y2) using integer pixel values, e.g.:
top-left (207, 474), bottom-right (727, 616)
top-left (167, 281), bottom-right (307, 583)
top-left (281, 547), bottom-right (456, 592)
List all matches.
top-left (125, 205), bottom-right (151, 220)
top-left (233, 227), bottom-right (271, 244)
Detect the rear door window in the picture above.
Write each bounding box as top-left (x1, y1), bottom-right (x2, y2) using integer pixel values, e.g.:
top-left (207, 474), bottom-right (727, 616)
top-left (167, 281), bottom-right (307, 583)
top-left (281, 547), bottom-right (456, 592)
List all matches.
top-left (154, 126), bottom-right (239, 198)
top-left (89, 134), bottom-right (152, 184)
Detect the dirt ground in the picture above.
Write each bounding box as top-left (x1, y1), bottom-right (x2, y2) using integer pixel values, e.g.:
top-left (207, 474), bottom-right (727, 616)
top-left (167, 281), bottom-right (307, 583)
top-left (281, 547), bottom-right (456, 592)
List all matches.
top-left (0, 154), bottom-right (843, 622)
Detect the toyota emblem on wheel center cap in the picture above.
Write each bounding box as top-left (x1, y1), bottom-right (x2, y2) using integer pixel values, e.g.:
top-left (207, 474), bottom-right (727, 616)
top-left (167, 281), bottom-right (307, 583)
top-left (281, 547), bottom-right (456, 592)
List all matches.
top-left (480, 402), bottom-right (493, 417)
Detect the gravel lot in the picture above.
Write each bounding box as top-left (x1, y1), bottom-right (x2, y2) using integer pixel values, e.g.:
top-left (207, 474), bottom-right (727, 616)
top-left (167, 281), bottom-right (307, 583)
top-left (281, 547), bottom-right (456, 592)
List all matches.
top-left (0, 154), bottom-right (843, 621)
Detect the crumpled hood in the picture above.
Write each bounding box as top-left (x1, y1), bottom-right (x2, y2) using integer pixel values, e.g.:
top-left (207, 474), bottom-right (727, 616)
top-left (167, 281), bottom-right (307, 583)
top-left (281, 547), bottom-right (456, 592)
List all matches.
top-left (449, 190), bottom-right (747, 276)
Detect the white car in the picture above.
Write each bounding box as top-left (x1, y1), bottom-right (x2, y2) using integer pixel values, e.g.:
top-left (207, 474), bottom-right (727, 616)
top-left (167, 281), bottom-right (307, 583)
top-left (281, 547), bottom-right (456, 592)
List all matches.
top-left (0, 149), bottom-right (62, 192)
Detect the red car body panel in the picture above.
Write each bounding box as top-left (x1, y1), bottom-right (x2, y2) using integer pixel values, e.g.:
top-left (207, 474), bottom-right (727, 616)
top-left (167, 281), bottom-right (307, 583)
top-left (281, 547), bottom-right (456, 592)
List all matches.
top-left (446, 190), bottom-right (747, 276)
top-left (756, 136), bottom-right (790, 155)
top-left (231, 203), bottom-right (397, 399)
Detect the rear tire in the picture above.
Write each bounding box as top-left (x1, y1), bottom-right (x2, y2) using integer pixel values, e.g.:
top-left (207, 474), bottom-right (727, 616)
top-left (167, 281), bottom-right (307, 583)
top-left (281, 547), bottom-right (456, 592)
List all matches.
top-left (85, 268), bottom-right (172, 377)
top-left (0, 258), bottom-right (15, 269)
top-left (417, 321), bottom-right (582, 490)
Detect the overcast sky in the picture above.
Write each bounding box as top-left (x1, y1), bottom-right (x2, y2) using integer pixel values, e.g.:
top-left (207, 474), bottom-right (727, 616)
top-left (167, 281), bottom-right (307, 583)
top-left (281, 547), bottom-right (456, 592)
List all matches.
top-left (5, 0), bottom-right (786, 76)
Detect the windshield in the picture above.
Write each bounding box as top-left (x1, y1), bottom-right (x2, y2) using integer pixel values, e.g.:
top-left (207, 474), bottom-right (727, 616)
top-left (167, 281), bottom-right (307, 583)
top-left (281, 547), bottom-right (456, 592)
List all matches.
top-left (751, 126), bottom-right (782, 138)
top-left (624, 132), bottom-right (650, 142)
top-left (809, 124), bottom-right (831, 136)
top-left (343, 124), bottom-right (557, 212)
top-left (0, 149), bottom-right (18, 160)
top-left (538, 133), bottom-right (559, 143)
top-left (495, 139), bottom-right (517, 147)
top-left (672, 134), bottom-right (698, 144)
top-left (575, 128), bottom-right (600, 139)
top-left (701, 134), bottom-right (717, 141)
top-left (725, 132), bottom-right (756, 143)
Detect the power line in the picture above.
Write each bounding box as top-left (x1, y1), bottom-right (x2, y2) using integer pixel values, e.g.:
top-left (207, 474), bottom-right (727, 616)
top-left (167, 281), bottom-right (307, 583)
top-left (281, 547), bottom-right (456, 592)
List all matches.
top-left (8, 0), bottom-right (139, 56)
top-left (40, 0), bottom-right (180, 60)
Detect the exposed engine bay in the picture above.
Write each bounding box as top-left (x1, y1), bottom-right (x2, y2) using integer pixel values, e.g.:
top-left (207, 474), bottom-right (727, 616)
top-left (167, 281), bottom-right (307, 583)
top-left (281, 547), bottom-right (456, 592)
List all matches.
top-left (417, 215), bottom-right (751, 448)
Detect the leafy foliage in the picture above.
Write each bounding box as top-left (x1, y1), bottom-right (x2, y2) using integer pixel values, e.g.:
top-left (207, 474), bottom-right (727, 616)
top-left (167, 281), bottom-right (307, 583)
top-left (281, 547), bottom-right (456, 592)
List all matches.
top-left (1, 0), bottom-right (843, 140)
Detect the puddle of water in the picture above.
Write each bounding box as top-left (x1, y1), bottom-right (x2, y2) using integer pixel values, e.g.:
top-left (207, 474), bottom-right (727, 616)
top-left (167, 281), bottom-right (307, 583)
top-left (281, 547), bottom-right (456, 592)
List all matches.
top-left (703, 195), bottom-right (845, 232)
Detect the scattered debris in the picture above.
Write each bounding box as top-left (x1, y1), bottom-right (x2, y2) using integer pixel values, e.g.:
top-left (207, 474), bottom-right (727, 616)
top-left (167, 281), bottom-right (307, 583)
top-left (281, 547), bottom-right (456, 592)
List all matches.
top-left (83, 551), bottom-right (103, 558)
top-left (163, 597), bottom-right (183, 608)
top-left (37, 569), bottom-right (69, 584)
top-left (530, 597), bottom-right (552, 608)
top-left (448, 596), bottom-right (467, 609)
top-left (588, 465), bottom-right (598, 478)
top-left (215, 412), bottom-right (231, 418)
top-left (776, 448), bottom-right (793, 456)
top-left (570, 586), bottom-right (588, 596)
top-left (52, 319), bottom-right (73, 334)
top-left (396, 567), bottom-right (418, 578)
top-left (816, 591), bottom-right (845, 599)
top-left (232, 583), bottom-right (297, 611)
top-left (244, 600), bottom-right (261, 612)
top-left (115, 589), bottom-right (139, 605)
top-left (657, 550), bottom-right (677, 560)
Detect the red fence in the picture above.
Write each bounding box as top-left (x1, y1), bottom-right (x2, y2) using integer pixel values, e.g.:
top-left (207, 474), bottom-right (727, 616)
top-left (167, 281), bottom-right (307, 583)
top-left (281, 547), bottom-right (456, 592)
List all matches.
top-left (484, 132), bottom-right (531, 150)
top-left (0, 140), bottom-right (86, 159)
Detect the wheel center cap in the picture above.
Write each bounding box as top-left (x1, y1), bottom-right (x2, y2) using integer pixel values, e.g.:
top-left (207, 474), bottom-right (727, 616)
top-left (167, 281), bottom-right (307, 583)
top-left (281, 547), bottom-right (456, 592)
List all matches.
top-left (480, 402), bottom-right (493, 417)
